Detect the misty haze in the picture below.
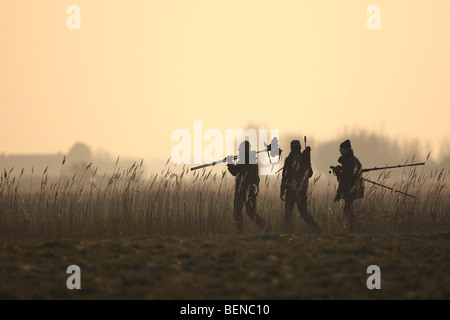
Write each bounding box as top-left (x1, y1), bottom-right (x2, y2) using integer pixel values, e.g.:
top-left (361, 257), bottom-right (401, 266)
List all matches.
top-left (1, 1), bottom-right (449, 302)
top-left (2, 129), bottom-right (449, 189)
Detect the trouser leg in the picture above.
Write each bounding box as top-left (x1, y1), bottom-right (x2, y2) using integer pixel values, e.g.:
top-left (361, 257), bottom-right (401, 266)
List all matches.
top-left (344, 198), bottom-right (355, 232)
top-left (245, 194), bottom-right (269, 232)
top-left (284, 190), bottom-right (296, 233)
top-left (297, 190), bottom-right (321, 233)
top-left (233, 194), bottom-right (244, 233)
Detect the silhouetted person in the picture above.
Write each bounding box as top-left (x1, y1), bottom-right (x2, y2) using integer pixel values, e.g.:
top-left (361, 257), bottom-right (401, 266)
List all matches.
top-left (280, 140), bottom-right (321, 233)
top-left (334, 139), bottom-right (364, 232)
top-left (227, 141), bottom-right (269, 233)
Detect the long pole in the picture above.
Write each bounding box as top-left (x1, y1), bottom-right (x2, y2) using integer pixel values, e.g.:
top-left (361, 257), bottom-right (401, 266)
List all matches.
top-left (190, 148), bottom-right (268, 171)
top-left (361, 162), bottom-right (425, 173)
top-left (363, 178), bottom-right (417, 199)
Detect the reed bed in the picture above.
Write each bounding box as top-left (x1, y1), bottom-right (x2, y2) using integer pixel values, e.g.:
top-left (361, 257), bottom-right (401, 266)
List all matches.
top-left (0, 158), bottom-right (448, 239)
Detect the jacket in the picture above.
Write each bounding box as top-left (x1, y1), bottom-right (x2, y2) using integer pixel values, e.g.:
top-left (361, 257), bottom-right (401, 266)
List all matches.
top-left (281, 148), bottom-right (313, 192)
top-left (336, 150), bottom-right (364, 200)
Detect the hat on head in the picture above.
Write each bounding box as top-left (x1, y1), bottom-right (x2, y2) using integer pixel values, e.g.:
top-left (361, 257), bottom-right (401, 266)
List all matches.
top-left (239, 140), bottom-right (251, 148)
top-left (239, 140), bottom-right (251, 155)
top-left (290, 139), bottom-right (301, 152)
top-left (340, 139), bottom-right (352, 150)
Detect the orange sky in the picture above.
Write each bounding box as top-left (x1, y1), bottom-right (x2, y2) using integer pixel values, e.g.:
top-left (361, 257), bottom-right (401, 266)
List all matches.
top-left (1, 0), bottom-right (449, 165)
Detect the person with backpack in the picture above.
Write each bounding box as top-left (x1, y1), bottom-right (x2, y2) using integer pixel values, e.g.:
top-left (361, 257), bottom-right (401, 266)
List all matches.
top-left (334, 139), bottom-right (365, 232)
top-left (280, 140), bottom-right (321, 233)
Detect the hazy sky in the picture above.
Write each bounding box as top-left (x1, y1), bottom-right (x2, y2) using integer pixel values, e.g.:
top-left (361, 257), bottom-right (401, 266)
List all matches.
top-left (1, 1), bottom-right (449, 165)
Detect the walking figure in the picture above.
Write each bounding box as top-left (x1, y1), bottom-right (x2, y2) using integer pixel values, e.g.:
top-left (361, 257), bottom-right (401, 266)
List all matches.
top-left (280, 140), bottom-right (321, 233)
top-left (227, 141), bottom-right (270, 233)
top-left (333, 139), bottom-right (364, 232)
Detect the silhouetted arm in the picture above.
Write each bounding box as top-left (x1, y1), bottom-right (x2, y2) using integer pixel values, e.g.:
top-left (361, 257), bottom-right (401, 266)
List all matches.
top-left (280, 156), bottom-right (291, 191)
top-left (339, 157), bottom-right (354, 198)
top-left (227, 164), bottom-right (239, 176)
